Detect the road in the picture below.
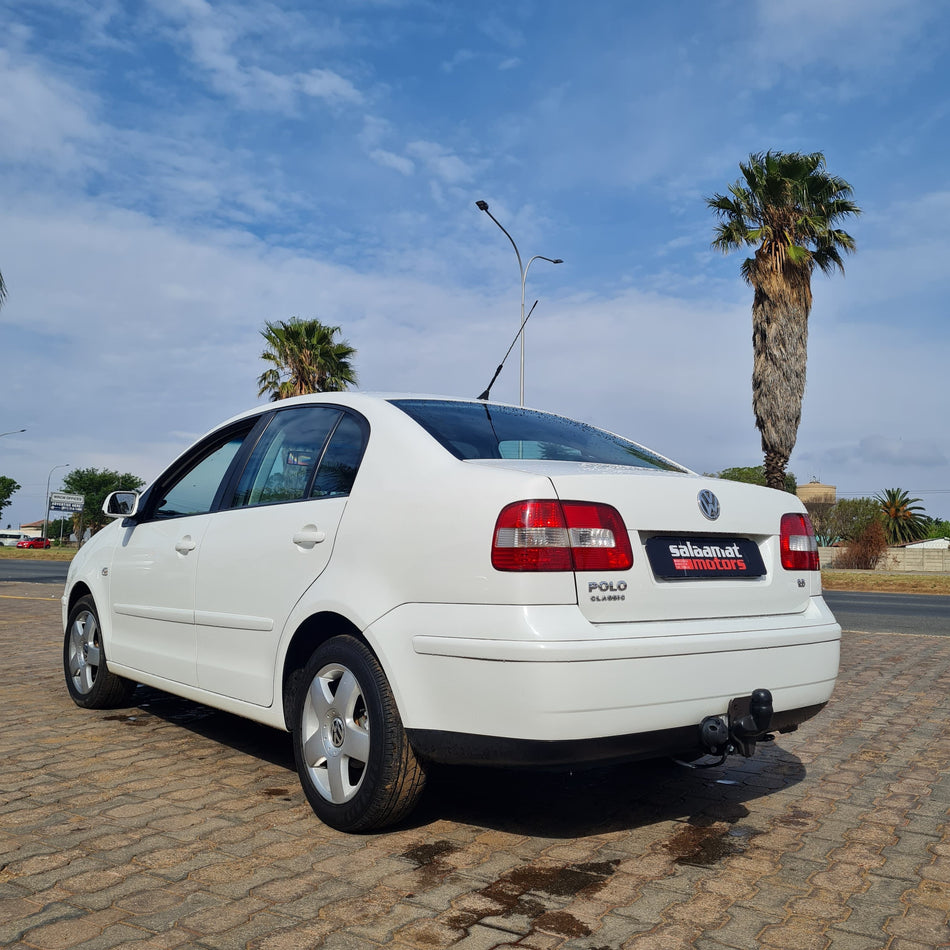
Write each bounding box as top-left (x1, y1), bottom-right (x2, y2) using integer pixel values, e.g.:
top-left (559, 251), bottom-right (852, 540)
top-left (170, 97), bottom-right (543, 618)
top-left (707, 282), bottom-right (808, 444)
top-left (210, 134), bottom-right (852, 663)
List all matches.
top-left (0, 559), bottom-right (68, 584)
top-left (823, 589), bottom-right (950, 637)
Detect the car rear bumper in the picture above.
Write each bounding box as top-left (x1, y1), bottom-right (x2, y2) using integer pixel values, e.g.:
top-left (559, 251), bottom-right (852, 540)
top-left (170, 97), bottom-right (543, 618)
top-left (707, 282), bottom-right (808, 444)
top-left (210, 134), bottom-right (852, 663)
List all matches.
top-left (407, 702), bottom-right (827, 767)
top-left (365, 597), bottom-right (840, 755)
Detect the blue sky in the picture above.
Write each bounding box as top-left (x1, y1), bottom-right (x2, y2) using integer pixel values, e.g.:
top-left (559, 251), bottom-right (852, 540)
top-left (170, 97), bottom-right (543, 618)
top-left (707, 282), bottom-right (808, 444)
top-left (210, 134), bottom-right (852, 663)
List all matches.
top-left (2, 0), bottom-right (949, 529)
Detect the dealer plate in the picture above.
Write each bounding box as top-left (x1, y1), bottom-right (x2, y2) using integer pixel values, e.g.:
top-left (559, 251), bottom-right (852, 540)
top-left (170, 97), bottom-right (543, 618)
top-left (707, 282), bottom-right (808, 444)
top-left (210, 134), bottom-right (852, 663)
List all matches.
top-left (645, 535), bottom-right (766, 579)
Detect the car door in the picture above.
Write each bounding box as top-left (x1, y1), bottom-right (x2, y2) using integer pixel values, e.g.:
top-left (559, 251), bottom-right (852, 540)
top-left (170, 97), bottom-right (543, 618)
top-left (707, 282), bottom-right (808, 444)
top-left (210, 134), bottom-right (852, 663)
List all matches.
top-left (107, 424), bottom-right (253, 685)
top-left (194, 406), bottom-right (368, 706)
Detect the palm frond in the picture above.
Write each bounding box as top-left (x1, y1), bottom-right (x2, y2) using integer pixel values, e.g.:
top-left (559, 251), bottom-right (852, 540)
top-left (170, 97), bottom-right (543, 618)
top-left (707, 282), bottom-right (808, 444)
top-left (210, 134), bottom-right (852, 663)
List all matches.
top-left (875, 488), bottom-right (928, 544)
top-left (257, 317), bottom-right (358, 400)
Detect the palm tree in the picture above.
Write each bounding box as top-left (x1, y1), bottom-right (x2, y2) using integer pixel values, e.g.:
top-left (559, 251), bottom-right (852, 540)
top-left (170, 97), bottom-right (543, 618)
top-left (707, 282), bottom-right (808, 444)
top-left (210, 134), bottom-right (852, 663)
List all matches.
top-left (876, 488), bottom-right (928, 545)
top-left (707, 151), bottom-right (860, 489)
top-left (257, 318), bottom-right (357, 401)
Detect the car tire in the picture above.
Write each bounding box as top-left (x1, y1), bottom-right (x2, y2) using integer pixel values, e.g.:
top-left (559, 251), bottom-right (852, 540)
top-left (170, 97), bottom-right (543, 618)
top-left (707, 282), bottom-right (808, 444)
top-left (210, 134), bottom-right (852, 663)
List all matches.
top-left (292, 636), bottom-right (426, 832)
top-left (64, 595), bottom-right (135, 709)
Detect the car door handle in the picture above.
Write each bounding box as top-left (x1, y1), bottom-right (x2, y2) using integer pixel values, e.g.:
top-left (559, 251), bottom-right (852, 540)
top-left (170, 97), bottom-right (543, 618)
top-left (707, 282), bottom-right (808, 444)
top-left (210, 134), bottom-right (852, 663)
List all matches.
top-left (292, 525), bottom-right (327, 548)
top-left (175, 536), bottom-right (197, 554)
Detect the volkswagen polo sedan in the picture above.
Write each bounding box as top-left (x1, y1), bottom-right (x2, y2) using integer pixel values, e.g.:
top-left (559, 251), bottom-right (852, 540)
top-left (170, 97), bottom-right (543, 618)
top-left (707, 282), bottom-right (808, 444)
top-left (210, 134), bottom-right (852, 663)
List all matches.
top-left (63, 394), bottom-right (840, 831)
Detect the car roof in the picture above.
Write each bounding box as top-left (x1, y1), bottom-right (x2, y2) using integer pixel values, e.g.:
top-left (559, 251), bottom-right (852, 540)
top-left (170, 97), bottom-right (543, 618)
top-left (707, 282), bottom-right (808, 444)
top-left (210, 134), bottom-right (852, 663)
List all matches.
top-left (217, 392), bottom-right (536, 427)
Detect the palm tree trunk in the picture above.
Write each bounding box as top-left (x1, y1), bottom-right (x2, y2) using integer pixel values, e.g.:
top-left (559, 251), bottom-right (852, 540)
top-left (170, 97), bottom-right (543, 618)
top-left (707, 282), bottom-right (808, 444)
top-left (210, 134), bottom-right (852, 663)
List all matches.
top-left (762, 450), bottom-right (789, 491)
top-left (751, 262), bottom-right (812, 491)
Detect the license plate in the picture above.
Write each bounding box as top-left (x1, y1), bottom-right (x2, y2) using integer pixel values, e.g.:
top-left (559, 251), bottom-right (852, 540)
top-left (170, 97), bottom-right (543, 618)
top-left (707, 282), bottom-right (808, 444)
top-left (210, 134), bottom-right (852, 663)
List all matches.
top-left (645, 536), bottom-right (766, 579)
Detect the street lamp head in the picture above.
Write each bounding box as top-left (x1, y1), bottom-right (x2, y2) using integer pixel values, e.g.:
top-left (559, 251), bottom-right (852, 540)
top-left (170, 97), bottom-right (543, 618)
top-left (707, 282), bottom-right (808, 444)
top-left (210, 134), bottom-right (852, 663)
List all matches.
top-left (553, 259), bottom-right (563, 264)
top-left (475, 200), bottom-right (489, 212)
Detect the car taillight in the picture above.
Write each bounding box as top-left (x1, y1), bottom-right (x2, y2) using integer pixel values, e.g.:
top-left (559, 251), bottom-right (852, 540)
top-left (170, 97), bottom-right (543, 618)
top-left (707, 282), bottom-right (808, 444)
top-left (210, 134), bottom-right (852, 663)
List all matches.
top-left (780, 513), bottom-right (819, 571)
top-left (492, 500), bottom-right (633, 572)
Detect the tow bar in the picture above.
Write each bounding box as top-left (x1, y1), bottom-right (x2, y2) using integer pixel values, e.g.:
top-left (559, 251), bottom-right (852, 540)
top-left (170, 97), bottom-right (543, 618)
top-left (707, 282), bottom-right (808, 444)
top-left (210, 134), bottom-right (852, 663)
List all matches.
top-left (678, 688), bottom-right (775, 769)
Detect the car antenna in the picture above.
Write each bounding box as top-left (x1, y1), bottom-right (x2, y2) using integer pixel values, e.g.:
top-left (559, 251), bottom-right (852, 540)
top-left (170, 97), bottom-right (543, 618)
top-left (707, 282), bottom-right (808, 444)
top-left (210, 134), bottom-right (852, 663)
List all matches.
top-left (477, 299), bottom-right (538, 401)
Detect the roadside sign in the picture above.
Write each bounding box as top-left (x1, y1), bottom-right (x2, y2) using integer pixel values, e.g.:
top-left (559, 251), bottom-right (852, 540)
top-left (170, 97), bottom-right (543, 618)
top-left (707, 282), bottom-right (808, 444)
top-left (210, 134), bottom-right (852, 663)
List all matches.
top-left (49, 492), bottom-right (84, 512)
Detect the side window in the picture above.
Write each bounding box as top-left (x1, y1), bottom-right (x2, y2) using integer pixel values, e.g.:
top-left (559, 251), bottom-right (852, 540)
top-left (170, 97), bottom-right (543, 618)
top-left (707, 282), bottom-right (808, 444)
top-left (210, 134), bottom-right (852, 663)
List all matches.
top-left (230, 408), bottom-right (341, 508)
top-left (311, 414), bottom-right (366, 498)
top-left (153, 434), bottom-right (246, 519)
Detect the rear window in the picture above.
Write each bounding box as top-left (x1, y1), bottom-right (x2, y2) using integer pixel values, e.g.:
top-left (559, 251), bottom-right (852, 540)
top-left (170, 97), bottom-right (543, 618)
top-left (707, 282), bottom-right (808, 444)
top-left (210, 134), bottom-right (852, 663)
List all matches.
top-left (391, 399), bottom-right (685, 472)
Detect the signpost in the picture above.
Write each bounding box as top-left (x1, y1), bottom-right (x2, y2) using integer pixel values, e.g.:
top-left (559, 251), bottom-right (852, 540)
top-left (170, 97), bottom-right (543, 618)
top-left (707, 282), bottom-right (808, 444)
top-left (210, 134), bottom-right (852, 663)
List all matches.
top-left (47, 492), bottom-right (84, 544)
top-left (49, 492), bottom-right (84, 513)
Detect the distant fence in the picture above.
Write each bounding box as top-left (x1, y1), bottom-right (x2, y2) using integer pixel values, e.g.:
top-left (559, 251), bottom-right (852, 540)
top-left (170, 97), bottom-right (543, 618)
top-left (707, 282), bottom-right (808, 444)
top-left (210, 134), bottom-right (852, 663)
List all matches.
top-left (820, 546), bottom-right (950, 573)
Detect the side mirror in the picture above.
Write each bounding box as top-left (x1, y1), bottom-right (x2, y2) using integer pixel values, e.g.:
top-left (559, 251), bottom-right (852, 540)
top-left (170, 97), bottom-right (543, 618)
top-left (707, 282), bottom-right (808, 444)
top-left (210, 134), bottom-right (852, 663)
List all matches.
top-left (103, 491), bottom-right (140, 519)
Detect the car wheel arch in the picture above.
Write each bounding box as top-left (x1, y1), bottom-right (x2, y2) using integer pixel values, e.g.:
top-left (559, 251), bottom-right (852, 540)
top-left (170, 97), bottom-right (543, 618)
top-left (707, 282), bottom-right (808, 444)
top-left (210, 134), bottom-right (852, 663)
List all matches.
top-left (281, 611), bottom-right (380, 730)
top-left (67, 582), bottom-right (95, 616)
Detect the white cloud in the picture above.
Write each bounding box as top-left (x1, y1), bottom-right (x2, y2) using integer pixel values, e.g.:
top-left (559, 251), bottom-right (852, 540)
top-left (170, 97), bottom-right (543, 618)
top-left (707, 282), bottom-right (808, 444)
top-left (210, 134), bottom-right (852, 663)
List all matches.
top-left (476, 15), bottom-right (523, 50)
top-left (0, 49), bottom-right (101, 172)
top-left (298, 68), bottom-right (363, 105)
top-left (441, 49), bottom-right (475, 73)
top-left (369, 149), bottom-right (415, 176)
top-left (358, 114), bottom-right (391, 149)
top-left (751, 0), bottom-right (939, 78)
top-left (154, 0), bottom-right (363, 112)
top-left (406, 141), bottom-right (475, 184)
top-left (814, 437), bottom-right (947, 469)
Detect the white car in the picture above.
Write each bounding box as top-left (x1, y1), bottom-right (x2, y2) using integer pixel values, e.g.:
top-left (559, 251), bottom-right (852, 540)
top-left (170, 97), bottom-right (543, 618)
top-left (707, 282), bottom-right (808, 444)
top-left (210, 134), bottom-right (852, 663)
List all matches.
top-left (63, 394), bottom-right (840, 831)
top-left (0, 531), bottom-right (28, 547)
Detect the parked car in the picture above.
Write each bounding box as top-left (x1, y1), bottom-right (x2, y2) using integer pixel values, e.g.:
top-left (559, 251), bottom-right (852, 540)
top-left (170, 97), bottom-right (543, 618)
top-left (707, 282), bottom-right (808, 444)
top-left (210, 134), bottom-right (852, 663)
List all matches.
top-left (18, 537), bottom-right (51, 549)
top-left (62, 394), bottom-right (840, 831)
top-left (0, 531), bottom-right (28, 547)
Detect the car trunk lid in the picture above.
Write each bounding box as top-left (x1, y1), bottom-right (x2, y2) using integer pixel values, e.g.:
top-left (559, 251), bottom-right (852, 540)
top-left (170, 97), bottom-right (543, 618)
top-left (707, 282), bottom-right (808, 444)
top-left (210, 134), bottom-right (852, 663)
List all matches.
top-left (473, 460), bottom-right (816, 625)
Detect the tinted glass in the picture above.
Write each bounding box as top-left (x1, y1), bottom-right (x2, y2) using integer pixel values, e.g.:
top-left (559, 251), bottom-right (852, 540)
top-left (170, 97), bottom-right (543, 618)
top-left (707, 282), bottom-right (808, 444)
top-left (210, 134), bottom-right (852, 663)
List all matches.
top-left (154, 435), bottom-right (245, 518)
top-left (311, 414), bottom-right (366, 498)
top-left (231, 408), bottom-right (341, 507)
top-left (391, 399), bottom-right (685, 471)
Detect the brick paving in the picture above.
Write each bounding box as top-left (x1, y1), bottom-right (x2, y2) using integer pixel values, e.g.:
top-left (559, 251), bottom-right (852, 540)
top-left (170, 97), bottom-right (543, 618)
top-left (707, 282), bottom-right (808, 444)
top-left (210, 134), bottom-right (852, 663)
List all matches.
top-left (1, 581), bottom-right (948, 949)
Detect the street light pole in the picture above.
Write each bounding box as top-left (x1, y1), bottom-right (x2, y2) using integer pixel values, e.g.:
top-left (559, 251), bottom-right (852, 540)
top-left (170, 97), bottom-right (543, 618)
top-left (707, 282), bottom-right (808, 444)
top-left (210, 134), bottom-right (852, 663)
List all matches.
top-left (0, 428), bottom-right (26, 438)
top-left (44, 463), bottom-right (69, 541)
top-left (476, 200), bottom-right (562, 407)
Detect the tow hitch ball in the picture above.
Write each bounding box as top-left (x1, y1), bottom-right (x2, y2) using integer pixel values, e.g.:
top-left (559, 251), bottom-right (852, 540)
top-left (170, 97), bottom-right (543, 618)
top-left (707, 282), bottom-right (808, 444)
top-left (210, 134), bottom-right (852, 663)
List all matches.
top-left (699, 688), bottom-right (774, 758)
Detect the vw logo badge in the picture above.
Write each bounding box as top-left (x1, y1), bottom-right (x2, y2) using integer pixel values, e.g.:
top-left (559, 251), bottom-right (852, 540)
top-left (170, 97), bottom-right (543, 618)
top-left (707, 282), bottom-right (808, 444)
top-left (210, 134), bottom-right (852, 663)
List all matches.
top-left (330, 717), bottom-right (346, 748)
top-left (698, 489), bottom-right (721, 521)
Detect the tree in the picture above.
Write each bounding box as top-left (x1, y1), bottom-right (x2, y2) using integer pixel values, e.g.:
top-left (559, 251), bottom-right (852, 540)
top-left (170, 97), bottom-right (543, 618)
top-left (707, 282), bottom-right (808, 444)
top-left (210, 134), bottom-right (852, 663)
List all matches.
top-left (257, 318), bottom-right (357, 401)
top-left (46, 516), bottom-right (74, 543)
top-left (802, 501), bottom-right (836, 546)
top-left (805, 496), bottom-right (879, 545)
top-left (834, 520), bottom-right (889, 570)
top-left (713, 464), bottom-right (797, 494)
top-left (835, 498), bottom-right (881, 542)
top-left (707, 151), bottom-right (860, 490)
top-left (876, 488), bottom-right (928, 545)
top-left (924, 517), bottom-right (950, 540)
top-left (0, 475), bottom-right (20, 523)
top-left (62, 468), bottom-right (146, 536)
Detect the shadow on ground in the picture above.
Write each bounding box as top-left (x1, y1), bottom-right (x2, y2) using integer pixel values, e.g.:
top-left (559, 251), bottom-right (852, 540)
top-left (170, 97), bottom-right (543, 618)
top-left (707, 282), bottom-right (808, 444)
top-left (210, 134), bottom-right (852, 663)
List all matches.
top-left (101, 684), bottom-right (806, 839)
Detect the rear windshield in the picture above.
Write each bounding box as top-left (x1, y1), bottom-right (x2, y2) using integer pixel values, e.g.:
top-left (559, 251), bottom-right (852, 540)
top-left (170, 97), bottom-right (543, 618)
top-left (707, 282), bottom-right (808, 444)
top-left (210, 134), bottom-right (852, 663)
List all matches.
top-left (391, 399), bottom-right (685, 471)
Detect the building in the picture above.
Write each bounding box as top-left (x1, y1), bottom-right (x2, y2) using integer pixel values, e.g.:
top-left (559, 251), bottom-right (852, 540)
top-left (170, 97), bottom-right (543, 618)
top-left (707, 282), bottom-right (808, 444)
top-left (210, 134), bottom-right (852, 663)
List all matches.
top-left (797, 481), bottom-right (837, 506)
top-left (895, 537), bottom-right (950, 550)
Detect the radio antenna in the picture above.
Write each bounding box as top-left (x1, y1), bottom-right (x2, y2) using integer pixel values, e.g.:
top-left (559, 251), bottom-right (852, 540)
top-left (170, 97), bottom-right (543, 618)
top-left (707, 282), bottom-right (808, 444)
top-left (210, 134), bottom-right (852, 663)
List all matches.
top-left (477, 299), bottom-right (538, 401)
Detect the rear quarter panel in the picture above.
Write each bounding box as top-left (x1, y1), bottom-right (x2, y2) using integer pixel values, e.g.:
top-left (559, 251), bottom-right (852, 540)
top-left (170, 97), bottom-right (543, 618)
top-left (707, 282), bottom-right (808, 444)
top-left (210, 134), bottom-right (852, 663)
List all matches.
top-left (298, 403), bottom-right (578, 629)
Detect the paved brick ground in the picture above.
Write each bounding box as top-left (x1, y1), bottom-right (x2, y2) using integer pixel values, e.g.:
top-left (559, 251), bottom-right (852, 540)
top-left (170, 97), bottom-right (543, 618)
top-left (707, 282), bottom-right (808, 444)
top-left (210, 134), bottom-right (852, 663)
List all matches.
top-left (1, 582), bottom-right (948, 949)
